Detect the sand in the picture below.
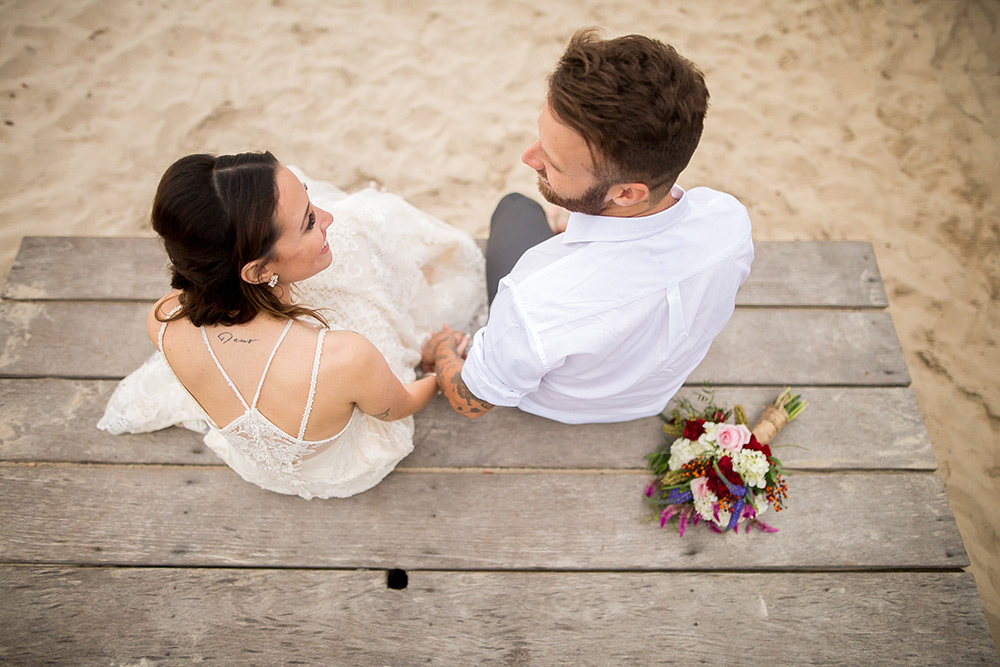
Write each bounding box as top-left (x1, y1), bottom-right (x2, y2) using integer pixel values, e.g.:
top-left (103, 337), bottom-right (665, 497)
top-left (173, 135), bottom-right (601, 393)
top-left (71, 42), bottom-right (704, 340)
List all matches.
top-left (1, 0), bottom-right (997, 648)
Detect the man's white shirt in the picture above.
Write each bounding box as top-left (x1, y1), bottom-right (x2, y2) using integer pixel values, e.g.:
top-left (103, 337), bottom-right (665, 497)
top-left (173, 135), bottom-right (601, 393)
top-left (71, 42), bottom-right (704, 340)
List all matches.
top-left (462, 185), bottom-right (753, 424)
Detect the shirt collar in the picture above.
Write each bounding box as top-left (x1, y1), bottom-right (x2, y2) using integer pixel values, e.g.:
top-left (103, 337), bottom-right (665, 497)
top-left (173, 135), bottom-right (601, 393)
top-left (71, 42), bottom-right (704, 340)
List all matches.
top-left (561, 184), bottom-right (689, 244)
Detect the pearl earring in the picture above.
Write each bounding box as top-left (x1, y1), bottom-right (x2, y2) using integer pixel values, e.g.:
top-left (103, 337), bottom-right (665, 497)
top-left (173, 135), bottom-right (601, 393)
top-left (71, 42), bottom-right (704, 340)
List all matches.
top-left (267, 274), bottom-right (279, 288)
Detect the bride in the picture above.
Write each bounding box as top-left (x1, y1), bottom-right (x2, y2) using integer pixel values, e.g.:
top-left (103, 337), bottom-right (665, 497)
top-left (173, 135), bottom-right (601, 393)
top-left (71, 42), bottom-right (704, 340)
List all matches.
top-left (98, 151), bottom-right (485, 499)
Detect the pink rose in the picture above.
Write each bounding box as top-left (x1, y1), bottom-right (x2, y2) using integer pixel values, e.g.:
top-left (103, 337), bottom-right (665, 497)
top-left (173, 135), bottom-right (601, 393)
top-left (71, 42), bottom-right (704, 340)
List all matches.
top-left (716, 424), bottom-right (751, 452)
top-left (690, 476), bottom-right (711, 500)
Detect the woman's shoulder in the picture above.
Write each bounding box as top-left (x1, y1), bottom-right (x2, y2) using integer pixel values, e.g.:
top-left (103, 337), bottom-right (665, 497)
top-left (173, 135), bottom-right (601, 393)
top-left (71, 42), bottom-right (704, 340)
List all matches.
top-left (146, 291), bottom-right (184, 347)
top-left (314, 328), bottom-right (381, 380)
top-left (318, 327), bottom-right (368, 361)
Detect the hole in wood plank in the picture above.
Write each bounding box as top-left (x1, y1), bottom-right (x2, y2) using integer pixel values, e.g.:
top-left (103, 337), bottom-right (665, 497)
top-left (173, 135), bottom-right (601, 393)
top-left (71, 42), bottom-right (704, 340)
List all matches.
top-left (386, 568), bottom-right (408, 590)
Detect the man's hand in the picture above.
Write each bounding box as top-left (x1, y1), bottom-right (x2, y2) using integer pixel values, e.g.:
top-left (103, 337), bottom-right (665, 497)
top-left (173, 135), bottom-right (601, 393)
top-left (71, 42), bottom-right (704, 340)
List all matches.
top-left (424, 325), bottom-right (493, 419)
top-left (421, 325), bottom-right (468, 372)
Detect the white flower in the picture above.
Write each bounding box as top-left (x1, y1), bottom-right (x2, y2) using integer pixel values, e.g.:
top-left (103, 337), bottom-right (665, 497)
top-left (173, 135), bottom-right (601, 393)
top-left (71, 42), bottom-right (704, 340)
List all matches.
top-left (667, 437), bottom-right (713, 471)
top-left (699, 422), bottom-right (720, 446)
top-left (753, 494), bottom-right (768, 517)
top-left (693, 488), bottom-right (718, 521)
top-left (732, 449), bottom-right (770, 488)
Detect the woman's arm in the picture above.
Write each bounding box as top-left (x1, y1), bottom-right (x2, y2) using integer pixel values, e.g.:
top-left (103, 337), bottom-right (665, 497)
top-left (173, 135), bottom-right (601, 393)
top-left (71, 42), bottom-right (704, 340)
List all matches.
top-left (339, 332), bottom-right (439, 421)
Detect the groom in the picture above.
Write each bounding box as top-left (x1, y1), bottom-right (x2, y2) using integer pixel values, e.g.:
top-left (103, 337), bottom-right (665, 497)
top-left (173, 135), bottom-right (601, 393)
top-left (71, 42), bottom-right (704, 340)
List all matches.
top-left (423, 29), bottom-right (753, 424)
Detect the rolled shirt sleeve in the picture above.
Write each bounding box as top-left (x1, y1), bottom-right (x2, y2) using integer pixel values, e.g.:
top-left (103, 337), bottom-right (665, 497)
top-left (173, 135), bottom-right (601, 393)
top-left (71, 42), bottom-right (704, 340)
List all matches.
top-left (460, 282), bottom-right (548, 407)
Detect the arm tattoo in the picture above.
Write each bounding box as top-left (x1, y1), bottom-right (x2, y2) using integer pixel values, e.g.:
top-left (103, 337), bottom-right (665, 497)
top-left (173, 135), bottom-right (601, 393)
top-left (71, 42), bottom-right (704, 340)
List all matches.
top-left (435, 344), bottom-right (493, 417)
top-left (373, 407), bottom-right (391, 421)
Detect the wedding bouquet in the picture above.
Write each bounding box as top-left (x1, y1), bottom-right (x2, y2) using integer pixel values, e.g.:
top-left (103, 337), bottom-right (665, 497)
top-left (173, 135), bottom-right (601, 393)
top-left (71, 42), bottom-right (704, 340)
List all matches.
top-left (645, 389), bottom-right (805, 535)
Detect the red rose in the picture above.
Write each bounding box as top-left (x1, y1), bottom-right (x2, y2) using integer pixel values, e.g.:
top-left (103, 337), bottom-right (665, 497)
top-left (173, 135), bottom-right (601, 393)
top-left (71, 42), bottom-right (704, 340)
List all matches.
top-left (684, 419), bottom-right (706, 440)
top-left (706, 457), bottom-right (745, 498)
top-left (706, 467), bottom-right (728, 498)
top-left (717, 455), bottom-right (744, 486)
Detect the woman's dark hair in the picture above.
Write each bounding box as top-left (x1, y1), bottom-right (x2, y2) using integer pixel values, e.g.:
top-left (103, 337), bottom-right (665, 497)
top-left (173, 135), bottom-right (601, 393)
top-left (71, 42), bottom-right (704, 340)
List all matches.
top-left (548, 29), bottom-right (709, 201)
top-left (152, 151), bottom-right (327, 327)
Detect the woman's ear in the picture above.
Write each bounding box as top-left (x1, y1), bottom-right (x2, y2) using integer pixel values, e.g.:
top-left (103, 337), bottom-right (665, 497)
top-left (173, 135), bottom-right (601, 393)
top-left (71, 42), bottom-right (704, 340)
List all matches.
top-left (240, 260), bottom-right (268, 285)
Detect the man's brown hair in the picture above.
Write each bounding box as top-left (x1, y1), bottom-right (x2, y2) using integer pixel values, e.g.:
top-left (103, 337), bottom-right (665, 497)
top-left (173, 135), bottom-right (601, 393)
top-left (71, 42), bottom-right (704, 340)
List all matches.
top-left (548, 29), bottom-right (709, 200)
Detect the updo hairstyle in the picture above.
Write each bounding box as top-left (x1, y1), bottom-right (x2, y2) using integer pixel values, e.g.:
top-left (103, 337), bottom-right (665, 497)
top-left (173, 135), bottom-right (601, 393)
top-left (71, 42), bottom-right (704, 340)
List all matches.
top-left (151, 151), bottom-right (326, 327)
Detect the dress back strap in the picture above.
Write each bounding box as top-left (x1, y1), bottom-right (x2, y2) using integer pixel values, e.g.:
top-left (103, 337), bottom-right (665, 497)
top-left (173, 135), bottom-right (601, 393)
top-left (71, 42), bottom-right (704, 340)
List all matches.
top-left (250, 319), bottom-right (295, 409)
top-left (296, 328), bottom-right (328, 440)
top-left (157, 305), bottom-right (183, 353)
top-left (200, 327), bottom-right (251, 411)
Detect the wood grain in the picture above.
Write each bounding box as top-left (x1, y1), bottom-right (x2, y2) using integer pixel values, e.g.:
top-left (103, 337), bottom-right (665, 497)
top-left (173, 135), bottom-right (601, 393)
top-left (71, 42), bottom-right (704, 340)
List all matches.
top-left (1, 236), bottom-right (993, 662)
top-left (408, 386), bottom-right (935, 470)
top-left (0, 466), bottom-right (967, 570)
top-left (2, 236), bottom-right (889, 307)
top-left (739, 240), bottom-right (888, 307)
top-left (0, 301), bottom-right (909, 384)
top-left (0, 382), bottom-right (935, 470)
top-left (1, 236), bottom-right (169, 301)
top-left (1, 568), bottom-right (994, 666)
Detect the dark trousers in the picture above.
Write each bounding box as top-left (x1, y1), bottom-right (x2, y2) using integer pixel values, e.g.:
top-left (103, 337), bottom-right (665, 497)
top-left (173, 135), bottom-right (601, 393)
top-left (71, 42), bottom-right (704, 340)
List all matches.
top-left (486, 193), bottom-right (554, 304)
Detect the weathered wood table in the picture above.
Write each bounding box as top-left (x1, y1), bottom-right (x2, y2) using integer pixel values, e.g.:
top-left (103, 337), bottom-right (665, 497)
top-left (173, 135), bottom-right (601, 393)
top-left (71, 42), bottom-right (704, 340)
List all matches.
top-left (1, 237), bottom-right (996, 665)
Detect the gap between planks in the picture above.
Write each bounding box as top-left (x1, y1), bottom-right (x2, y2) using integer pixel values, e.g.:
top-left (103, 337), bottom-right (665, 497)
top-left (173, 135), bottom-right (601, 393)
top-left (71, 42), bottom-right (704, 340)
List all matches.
top-left (0, 562), bottom-right (970, 575)
top-left (0, 461), bottom-right (944, 476)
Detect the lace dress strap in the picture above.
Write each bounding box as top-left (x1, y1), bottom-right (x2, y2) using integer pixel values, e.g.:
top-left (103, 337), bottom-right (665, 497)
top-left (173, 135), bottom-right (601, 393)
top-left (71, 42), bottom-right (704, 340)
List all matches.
top-left (157, 305), bottom-right (183, 353)
top-left (297, 328), bottom-right (328, 440)
top-left (199, 327), bottom-right (251, 411)
top-left (250, 319), bottom-right (295, 409)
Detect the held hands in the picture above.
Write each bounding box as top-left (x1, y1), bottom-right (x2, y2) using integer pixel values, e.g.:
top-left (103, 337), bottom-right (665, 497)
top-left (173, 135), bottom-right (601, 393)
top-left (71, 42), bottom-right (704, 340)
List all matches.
top-left (421, 324), bottom-right (493, 419)
top-left (420, 325), bottom-right (469, 373)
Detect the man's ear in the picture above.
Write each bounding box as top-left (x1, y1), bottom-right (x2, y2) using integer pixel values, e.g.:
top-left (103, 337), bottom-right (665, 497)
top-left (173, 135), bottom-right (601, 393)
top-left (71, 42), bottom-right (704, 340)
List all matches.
top-left (240, 260), bottom-right (268, 285)
top-left (608, 183), bottom-right (651, 208)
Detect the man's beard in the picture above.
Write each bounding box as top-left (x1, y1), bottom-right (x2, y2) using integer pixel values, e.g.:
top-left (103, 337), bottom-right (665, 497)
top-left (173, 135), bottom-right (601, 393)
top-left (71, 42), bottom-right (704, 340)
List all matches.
top-left (536, 174), bottom-right (611, 216)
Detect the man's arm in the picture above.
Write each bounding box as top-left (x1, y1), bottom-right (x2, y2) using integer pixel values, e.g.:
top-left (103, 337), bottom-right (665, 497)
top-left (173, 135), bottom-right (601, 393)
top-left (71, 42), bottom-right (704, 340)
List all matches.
top-left (424, 328), bottom-right (494, 419)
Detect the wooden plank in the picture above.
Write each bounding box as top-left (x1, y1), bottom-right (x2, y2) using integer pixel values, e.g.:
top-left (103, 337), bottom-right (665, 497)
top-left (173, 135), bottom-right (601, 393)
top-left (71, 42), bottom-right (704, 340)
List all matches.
top-left (0, 380), bottom-right (935, 470)
top-left (1, 568), bottom-right (995, 665)
top-left (0, 301), bottom-right (910, 385)
top-left (0, 301), bottom-right (150, 378)
top-left (691, 308), bottom-right (910, 386)
top-left (409, 386), bottom-right (935, 470)
top-left (0, 379), bottom-right (215, 465)
top-left (0, 466), bottom-right (967, 570)
top-left (740, 240), bottom-right (888, 307)
top-left (2, 237), bottom-right (888, 308)
top-left (1, 236), bottom-right (169, 301)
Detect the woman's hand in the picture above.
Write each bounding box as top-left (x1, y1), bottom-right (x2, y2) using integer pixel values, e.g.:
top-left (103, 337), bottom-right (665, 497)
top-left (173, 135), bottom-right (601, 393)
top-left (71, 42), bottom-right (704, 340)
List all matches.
top-left (423, 326), bottom-right (493, 420)
top-left (421, 325), bottom-right (469, 372)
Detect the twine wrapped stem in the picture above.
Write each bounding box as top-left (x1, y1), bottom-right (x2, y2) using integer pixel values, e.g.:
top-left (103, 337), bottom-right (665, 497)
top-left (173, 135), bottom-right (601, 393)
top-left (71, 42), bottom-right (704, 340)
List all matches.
top-left (750, 388), bottom-right (806, 445)
top-left (751, 405), bottom-right (789, 445)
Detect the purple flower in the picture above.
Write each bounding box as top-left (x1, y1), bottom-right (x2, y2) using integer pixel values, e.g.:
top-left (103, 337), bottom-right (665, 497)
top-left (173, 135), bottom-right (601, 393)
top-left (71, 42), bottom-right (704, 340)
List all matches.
top-left (644, 482), bottom-right (657, 498)
top-left (727, 499), bottom-right (745, 531)
top-left (666, 489), bottom-right (693, 504)
top-left (752, 520), bottom-right (779, 533)
top-left (678, 507), bottom-right (692, 537)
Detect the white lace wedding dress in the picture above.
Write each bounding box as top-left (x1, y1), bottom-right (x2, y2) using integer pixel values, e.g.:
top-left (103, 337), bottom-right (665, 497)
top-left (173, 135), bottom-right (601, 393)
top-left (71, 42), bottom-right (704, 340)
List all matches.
top-left (98, 167), bottom-right (486, 499)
